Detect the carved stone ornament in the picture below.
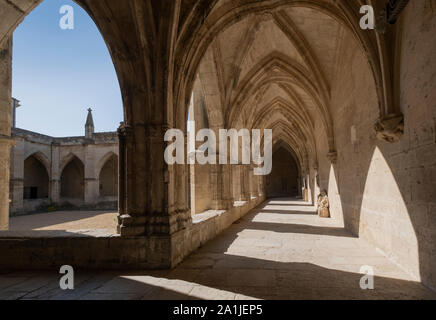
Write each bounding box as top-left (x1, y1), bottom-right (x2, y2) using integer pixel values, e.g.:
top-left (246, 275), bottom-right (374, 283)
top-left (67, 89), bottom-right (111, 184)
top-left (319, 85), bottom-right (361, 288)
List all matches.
top-left (375, 114), bottom-right (404, 143)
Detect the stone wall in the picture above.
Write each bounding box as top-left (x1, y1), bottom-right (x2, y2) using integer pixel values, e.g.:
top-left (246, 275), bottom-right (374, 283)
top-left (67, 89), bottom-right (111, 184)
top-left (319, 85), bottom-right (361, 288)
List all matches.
top-left (9, 129), bottom-right (119, 215)
top-left (191, 163), bottom-right (213, 214)
top-left (315, 1), bottom-right (436, 289)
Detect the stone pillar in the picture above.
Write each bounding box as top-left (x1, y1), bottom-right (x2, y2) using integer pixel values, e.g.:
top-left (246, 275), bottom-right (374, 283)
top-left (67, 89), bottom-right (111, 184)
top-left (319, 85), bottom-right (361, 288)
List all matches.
top-left (117, 123), bottom-right (127, 218)
top-left (239, 165), bottom-right (250, 201)
top-left (0, 38), bottom-right (13, 230)
top-left (117, 123), bottom-right (140, 235)
top-left (211, 163), bottom-right (233, 210)
top-left (211, 127), bottom-right (233, 210)
top-left (49, 143), bottom-right (60, 204)
top-left (117, 122), bottom-right (192, 237)
top-left (302, 174), bottom-right (309, 202)
top-left (258, 174), bottom-right (266, 199)
top-left (10, 178), bottom-right (23, 214)
top-left (50, 179), bottom-right (60, 204)
top-left (0, 136), bottom-right (14, 229)
top-left (9, 137), bottom-right (23, 214)
top-left (249, 166), bottom-right (256, 199)
top-left (84, 144), bottom-right (98, 205)
top-left (84, 178), bottom-right (98, 205)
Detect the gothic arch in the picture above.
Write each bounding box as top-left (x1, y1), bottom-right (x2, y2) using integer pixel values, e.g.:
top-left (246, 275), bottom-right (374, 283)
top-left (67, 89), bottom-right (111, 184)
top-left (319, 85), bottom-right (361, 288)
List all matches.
top-left (227, 52), bottom-right (334, 150)
top-left (60, 153), bottom-right (84, 173)
top-left (97, 151), bottom-right (119, 178)
top-left (266, 142), bottom-right (301, 198)
top-left (24, 151), bottom-right (50, 176)
top-left (98, 153), bottom-right (118, 198)
top-left (175, 0), bottom-right (401, 142)
top-left (273, 139), bottom-right (302, 176)
top-left (23, 153), bottom-right (50, 200)
top-left (60, 155), bottom-right (84, 199)
top-left (0, 0), bottom-right (131, 124)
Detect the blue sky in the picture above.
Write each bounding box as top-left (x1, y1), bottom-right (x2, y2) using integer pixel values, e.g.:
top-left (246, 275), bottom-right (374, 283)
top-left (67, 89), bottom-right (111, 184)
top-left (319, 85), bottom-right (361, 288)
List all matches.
top-left (12, 0), bottom-right (123, 137)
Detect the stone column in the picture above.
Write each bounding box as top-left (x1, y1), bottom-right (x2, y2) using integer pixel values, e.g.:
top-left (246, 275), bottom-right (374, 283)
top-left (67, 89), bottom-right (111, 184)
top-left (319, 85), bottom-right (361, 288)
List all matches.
top-left (84, 144), bottom-right (98, 205)
top-left (117, 123), bottom-right (141, 236)
top-left (0, 38), bottom-right (13, 230)
top-left (0, 136), bottom-right (14, 229)
top-left (117, 122), bottom-right (192, 237)
top-left (258, 174), bottom-right (266, 199)
top-left (211, 163), bottom-right (232, 210)
top-left (84, 178), bottom-right (98, 205)
top-left (306, 173), bottom-right (312, 203)
top-left (49, 143), bottom-right (60, 204)
top-left (302, 174), bottom-right (308, 201)
top-left (117, 123), bottom-right (127, 218)
top-left (211, 127), bottom-right (233, 210)
top-left (50, 179), bottom-right (60, 204)
top-left (239, 165), bottom-right (250, 201)
top-left (249, 166), bottom-right (256, 199)
top-left (9, 137), bottom-right (23, 214)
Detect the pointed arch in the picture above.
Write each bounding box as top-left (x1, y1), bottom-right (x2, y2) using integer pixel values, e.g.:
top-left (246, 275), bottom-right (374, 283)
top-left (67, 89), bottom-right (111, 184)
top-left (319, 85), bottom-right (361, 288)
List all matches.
top-left (60, 152), bottom-right (84, 173)
top-left (97, 151), bottom-right (119, 177)
top-left (24, 151), bottom-right (50, 176)
top-left (60, 155), bottom-right (84, 200)
top-left (98, 152), bottom-right (118, 199)
top-left (175, 0), bottom-right (401, 143)
top-left (266, 141), bottom-right (301, 198)
top-left (23, 153), bottom-right (50, 200)
top-left (228, 52), bottom-right (335, 152)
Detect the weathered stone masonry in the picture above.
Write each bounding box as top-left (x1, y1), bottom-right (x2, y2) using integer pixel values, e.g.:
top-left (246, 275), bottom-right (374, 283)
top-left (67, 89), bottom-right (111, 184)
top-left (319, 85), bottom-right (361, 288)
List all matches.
top-left (0, 0), bottom-right (435, 292)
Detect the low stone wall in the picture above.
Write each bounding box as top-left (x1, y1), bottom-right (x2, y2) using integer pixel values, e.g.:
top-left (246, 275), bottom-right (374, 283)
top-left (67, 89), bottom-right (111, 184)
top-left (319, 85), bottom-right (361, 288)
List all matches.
top-left (0, 197), bottom-right (266, 270)
top-left (171, 197), bottom-right (266, 267)
top-left (21, 199), bottom-right (50, 215)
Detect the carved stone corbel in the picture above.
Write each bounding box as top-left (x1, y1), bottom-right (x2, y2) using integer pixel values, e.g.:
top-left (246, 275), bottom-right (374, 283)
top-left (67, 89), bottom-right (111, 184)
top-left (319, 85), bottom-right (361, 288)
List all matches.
top-left (375, 114), bottom-right (404, 143)
top-left (326, 151), bottom-right (338, 164)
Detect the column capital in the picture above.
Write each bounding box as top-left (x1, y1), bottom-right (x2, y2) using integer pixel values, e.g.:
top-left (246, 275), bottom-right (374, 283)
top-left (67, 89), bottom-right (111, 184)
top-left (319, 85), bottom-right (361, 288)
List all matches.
top-left (327, 151), bottom-right (338, 164)
top-left (118, 209), bottom-right (192, 237)
top-left (117, 122), bottom-right (133, 138)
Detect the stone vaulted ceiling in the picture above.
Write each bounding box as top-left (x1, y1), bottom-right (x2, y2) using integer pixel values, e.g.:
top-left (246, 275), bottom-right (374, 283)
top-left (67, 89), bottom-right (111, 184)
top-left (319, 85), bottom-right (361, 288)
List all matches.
top-left (195, 1), bottom-right (349, 172)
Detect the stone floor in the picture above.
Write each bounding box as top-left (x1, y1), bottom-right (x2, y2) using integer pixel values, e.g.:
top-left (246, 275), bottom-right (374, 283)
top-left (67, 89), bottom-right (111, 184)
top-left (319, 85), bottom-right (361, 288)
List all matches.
top-left (10, 210), bottom-right (118, 232)
top-left (1, 198), bottom-right (435, 300)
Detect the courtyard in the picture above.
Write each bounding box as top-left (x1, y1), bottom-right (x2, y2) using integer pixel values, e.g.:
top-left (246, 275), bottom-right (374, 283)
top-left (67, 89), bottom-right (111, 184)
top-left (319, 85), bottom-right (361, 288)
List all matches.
top-left (10, 210), bottom-right (118, 232)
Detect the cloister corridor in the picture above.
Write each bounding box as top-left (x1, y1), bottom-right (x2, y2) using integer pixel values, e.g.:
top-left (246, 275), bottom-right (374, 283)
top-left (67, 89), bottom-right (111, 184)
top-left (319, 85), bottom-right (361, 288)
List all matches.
top-left (0, 198), bottom-right (434, 300)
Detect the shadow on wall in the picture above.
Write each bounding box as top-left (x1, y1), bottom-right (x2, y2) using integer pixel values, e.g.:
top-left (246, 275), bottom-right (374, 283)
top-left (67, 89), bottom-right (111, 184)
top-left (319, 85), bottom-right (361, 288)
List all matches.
top-left (321, 1), bottom-right (436, 290)
top-left (327, 144), bottom-right (434, 290)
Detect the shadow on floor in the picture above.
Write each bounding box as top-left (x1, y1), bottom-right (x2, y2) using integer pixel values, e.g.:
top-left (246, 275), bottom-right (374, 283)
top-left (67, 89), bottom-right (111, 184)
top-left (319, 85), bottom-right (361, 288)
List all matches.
top-left (0, 199), bottom-right (435, 300)
top-left (242, 221), bottom-right (355, 238)
top-left (257, 209), bottom-right (318, 215)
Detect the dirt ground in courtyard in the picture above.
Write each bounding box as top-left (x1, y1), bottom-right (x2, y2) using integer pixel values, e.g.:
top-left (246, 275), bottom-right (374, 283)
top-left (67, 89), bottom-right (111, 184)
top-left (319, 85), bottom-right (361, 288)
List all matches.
top-left (9, 211), bottom-right (118, 232)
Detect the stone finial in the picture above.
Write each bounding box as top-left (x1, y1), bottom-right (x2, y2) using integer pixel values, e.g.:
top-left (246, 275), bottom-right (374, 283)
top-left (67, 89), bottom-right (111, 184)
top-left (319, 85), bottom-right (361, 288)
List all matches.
top-left (85, 108), bottom-right (95, 139)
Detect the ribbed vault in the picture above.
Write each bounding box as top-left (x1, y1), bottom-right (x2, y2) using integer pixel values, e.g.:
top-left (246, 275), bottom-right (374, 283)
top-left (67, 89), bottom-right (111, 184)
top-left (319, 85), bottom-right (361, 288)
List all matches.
top-left (184, 0), bottom-right (361, 174)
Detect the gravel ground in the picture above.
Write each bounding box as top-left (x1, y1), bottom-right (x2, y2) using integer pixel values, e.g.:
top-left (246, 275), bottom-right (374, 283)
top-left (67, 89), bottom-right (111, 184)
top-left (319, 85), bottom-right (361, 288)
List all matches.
top-left (9, 211), bottom-right (118, 232)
